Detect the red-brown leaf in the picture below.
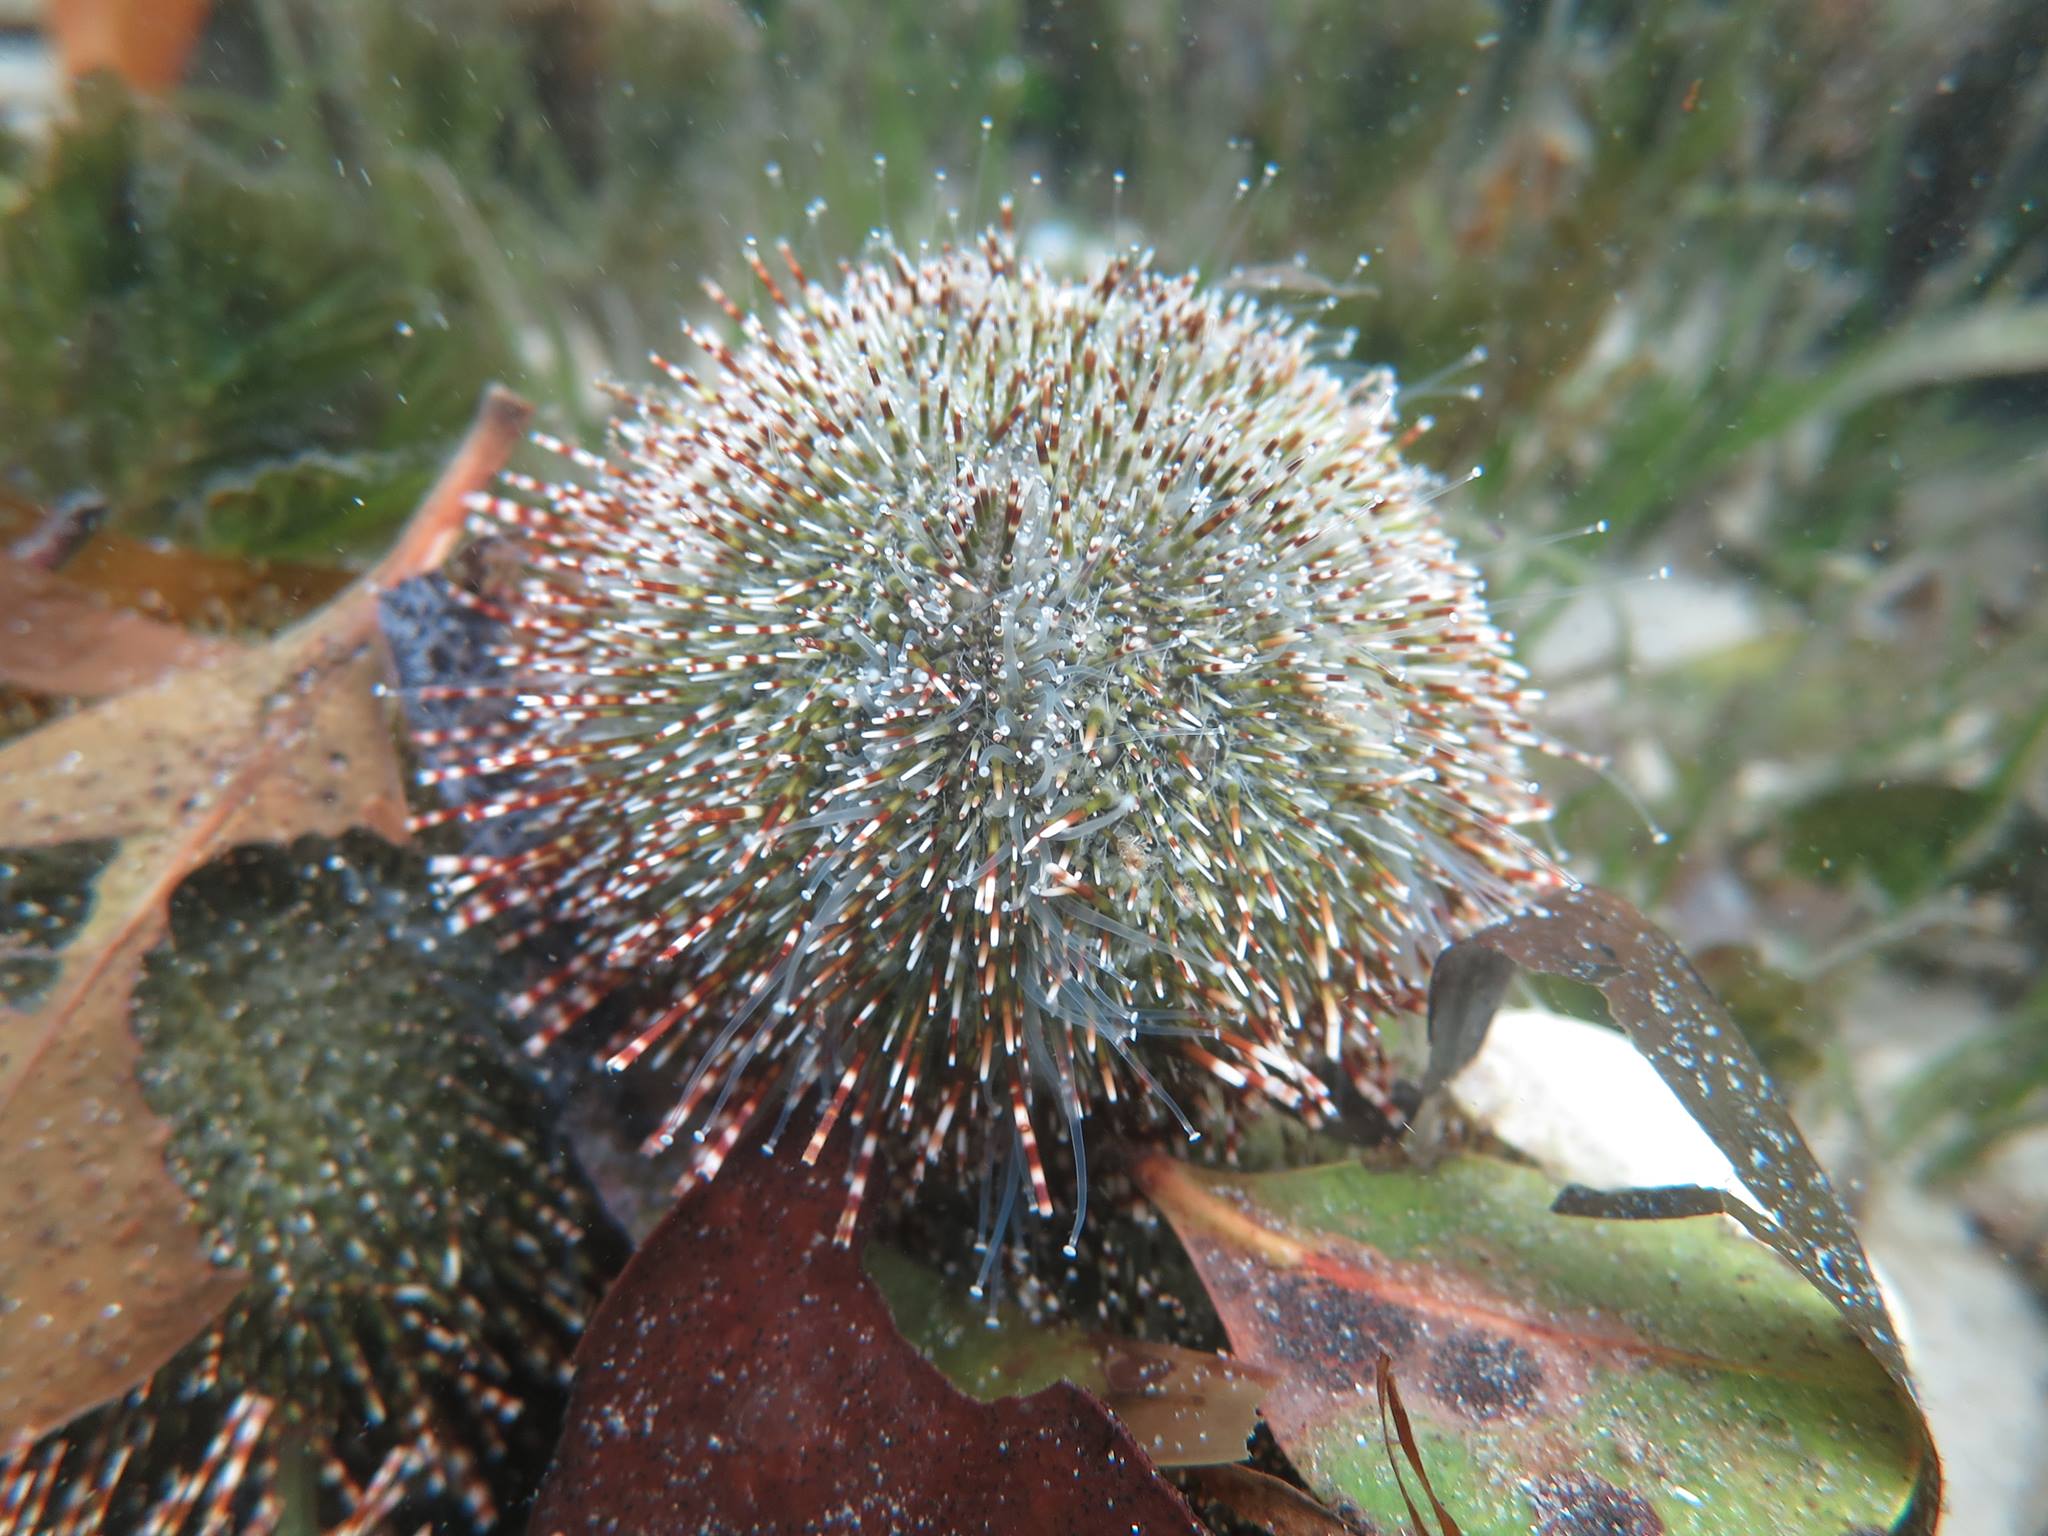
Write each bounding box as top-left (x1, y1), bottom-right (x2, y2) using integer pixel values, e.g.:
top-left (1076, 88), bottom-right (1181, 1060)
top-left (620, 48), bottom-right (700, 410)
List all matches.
top-left (531, 1131), bottom-right (1207, 1535)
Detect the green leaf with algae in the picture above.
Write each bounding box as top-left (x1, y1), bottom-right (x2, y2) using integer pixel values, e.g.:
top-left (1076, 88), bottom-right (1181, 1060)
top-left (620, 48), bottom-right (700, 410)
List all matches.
top-left (1139, 1151), bottom-right (1921, 1536)
top-left (865, 1242), bottom-right (1267, 1470)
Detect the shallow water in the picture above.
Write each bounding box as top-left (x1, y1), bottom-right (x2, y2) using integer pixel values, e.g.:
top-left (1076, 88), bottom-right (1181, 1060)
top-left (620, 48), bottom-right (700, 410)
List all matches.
top-left (1, 4), bottom-right (2044, 1534)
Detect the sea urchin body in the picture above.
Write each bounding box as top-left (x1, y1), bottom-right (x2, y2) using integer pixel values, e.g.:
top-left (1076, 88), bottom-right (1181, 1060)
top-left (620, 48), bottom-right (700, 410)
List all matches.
top-left (0, 835), bottom-right (615, 1536)
top-left (410, 212), bottom-right (1558, 1253)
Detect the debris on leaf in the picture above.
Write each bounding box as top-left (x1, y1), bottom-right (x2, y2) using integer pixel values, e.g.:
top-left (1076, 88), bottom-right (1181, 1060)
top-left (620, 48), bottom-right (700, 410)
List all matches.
top-left (0, 387), bottom-right (531, 1451)
top-left (1375, 1350), bottom-right (1462, 1536)
top-left (867, 1241), bottom-right (1268, 1469)
top-left (3, 491), bottom-right (107, 572)
top-left (1139, 1151), bottom-right (1920, 1536)
top-left (1182, 1464), bottom-right (1355, 1535)
top-left (0, 490), bottom-right (355, 641)
top-left (532, 1126), bottom-right (1205, 1535)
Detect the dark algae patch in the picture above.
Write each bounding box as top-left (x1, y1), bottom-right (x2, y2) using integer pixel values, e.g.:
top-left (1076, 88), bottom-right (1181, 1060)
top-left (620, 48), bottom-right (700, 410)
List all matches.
top-left (1530, 1472), bottom-right (1665, 1536)
top-left (1428, 1330), bottom-right (1545, 1423)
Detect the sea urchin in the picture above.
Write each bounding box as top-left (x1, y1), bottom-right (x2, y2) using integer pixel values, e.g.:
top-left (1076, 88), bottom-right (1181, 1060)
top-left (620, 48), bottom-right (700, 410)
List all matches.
top-left (408, 208), bottom-right (1558, 1259)
top-left (0, 835), bottom-right (615, 1536)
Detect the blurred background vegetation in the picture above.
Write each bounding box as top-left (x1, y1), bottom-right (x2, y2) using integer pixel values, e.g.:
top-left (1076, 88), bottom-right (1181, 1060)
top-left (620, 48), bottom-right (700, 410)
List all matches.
top-left (2, 0), bottom-right (2044, 1339)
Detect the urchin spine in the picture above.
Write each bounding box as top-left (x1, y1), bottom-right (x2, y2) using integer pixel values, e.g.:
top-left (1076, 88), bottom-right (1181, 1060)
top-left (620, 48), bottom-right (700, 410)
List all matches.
top-left (408, 208), bottom-right (1559, 1259)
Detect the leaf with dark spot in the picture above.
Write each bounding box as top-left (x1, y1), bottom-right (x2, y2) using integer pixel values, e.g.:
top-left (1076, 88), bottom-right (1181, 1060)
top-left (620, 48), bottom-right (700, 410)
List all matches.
top-left (1138, 1151), bottom-right (1919, 1536)
top-left (531, 1129), bottom-right (1206, 1535)
top-left (1421, 886), bottom-right (1939, 1532)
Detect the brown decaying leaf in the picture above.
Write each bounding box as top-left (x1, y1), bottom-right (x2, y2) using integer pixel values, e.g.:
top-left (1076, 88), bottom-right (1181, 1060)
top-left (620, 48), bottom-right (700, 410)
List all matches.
top-left (43, 0), bottom-right (214, 93)
top-left (531, 1124), bottom-right (1206, 1536)
top-left (1082, 1335), bottom-right (1269, 1470)
top-left (0, 561), bottom-right (242, 697)
top-left (1421, 884), bottom-right (1941, 1535)
top-left (0, 498), bottom-right (355, 638)
top-left (1183, 1465), bottom-right (1357, 1536)
top-left (0, 387), bottom-right (533, 1453)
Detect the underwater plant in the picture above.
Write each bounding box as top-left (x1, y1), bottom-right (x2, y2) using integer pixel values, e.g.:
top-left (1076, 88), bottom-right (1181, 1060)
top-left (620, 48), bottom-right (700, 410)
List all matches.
top-left (404, 209), bottom-right (1561, 1264)
top-left (0, 835), bottom-right (616, 1536)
